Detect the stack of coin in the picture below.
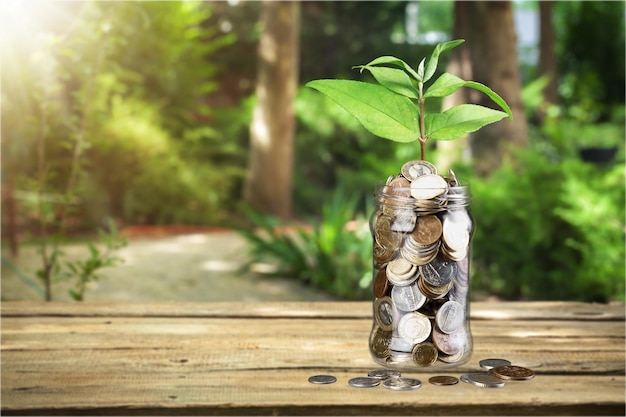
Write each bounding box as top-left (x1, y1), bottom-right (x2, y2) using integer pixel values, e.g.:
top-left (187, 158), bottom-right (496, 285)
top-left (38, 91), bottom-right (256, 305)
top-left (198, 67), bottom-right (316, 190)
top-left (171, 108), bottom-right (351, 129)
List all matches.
top-left (370, 160), bottom-right (474, 370)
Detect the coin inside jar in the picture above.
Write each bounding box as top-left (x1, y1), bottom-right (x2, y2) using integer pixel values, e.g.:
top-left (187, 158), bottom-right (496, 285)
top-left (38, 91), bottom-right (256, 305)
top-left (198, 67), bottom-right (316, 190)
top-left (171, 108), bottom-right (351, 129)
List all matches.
top-left (373, 269), bottom-right (390, 298)
top-left (374, 296), bottom-right (394, 331)
top-left (370, 326), bottom-right (392, 359)
top-left (436, 300), bottom-right (465, 334)
top-left (411, 215), bottom-right (443, 245)
top-left (383, 177), bottom-right (411, 198)
top-left (398, 311), bottom-right (431, 344)
top-left (401, 160), bottom-right (437, 181)
top-left (410, 174), bottom-right (448, 200)
top-left (411, 342), bottom-right (438, 367)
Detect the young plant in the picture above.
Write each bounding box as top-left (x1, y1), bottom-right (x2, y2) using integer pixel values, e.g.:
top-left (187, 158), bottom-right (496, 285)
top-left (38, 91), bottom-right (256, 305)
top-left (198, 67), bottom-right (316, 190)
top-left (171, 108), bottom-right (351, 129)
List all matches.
top-left (306, 39), bottom-right (513, 161)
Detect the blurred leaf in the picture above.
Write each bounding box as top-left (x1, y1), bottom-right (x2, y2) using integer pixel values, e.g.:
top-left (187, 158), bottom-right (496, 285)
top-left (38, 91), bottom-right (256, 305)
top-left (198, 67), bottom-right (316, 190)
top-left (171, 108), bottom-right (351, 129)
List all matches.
top-left (423, 39), bottom-right (464, 83)
top-left (425, 104), bottom-right (509, 140)
top-left (306, 79), bottom-right (419, 142)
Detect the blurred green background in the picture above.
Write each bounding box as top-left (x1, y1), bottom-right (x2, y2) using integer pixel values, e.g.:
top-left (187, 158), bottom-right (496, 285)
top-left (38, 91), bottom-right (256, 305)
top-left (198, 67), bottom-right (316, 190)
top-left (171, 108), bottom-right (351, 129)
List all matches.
top-left (1, 1), bottom-right (624, 302)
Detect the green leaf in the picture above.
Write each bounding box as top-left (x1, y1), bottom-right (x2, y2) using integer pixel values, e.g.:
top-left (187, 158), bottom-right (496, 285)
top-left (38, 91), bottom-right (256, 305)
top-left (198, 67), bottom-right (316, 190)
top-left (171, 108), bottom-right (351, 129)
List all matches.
top-left (360, 56), bottom-right (420, 82)
top-left (417, 58), bottom-right (425, 82)
top-left (425, 104), bottom-right (509, 140)
top-left (423, 39), bottom-right (465, 83)
top-left (423, 72), bottom-right (466, 98)
top-left (306, 79), bottom-right (420, 143)
top-left (424, 73), bottom-right (513, 119)
top-left (356, 66), bottom-right (419, 99)
top-left (464, 81), bottom-right (513, 119)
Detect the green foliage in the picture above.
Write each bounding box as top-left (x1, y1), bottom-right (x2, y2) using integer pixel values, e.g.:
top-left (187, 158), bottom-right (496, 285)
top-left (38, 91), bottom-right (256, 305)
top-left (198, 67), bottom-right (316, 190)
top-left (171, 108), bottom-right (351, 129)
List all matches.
top-left (62, 220), bottom-right (128, 301)
top-left (555, 1), bottom-right (625, 120)
top-left (470, 147), bottom-right (625, 302)
top-left (1, 219), bottom-right (127, 301)
top-left (306, 79), bottom-right (420, 142)
top-left (237, 187), bottom-right (372, 300)
top-left (306, 39), bottom-right (511, 156)
top-left (2, 1), bottom-right (242, 228)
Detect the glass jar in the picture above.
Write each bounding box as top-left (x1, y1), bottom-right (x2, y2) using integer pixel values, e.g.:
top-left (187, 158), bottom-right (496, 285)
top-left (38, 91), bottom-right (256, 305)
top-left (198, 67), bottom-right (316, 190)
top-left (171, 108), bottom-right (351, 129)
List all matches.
top-left (368, 162), bottom-right (474, 370)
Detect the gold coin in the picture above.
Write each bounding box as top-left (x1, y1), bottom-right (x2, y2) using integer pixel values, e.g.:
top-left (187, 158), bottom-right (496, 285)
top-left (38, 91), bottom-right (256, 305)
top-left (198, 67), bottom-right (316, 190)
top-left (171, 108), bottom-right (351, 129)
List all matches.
top-left (412, 342), bottom-right (438, 367)
top-left (370, 326), bottom-right (392, 359)
top-left (411, 215), bottom-right (443, 245)
top-left (491, 365), bottom-right (535, 381)
top-left (383, 177), bottom-right (411, 198)
top-left (373, 243), bottom-right (395, 266)
top-left (375, 215), bottom-right (401, 251)
top-left (373, 269), bottom-right (390, 298)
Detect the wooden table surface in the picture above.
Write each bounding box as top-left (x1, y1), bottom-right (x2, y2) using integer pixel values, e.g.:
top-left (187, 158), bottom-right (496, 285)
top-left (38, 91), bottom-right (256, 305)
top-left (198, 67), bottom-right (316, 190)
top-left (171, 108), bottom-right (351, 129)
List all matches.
top-left (1, 301), bottom-right (624, 416)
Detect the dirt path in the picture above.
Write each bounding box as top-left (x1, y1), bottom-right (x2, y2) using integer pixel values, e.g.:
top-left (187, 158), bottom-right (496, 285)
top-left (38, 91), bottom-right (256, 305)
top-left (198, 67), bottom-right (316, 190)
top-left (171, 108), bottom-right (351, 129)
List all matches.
top-left (1, 231), bottom-right (339, 302)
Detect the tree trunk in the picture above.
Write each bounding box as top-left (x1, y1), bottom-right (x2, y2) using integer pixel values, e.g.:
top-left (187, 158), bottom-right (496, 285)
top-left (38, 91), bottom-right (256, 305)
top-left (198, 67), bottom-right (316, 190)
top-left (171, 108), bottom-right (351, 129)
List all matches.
top-left (243, 0), bottom-right (299, 219)
top-left (2, 174), bottom-right (19, 256)
top-left (539, 1), bottom-right (558, 108)
top-left (466, 1), bottom-right (528, 176)
top-left (435, 1), bottom-right (473, 172)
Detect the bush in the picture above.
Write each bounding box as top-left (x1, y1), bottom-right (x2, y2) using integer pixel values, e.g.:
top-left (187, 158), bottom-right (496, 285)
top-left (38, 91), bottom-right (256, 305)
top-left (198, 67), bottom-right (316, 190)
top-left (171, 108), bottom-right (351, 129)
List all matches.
top-left (237, 185), bottom-right (372, 300)
top-left (470, 147), bottom-right (624, 302)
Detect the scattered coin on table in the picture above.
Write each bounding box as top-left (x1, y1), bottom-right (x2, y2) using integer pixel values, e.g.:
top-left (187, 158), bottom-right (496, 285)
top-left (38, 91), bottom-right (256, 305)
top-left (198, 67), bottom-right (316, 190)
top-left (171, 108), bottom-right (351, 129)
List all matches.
top-left (428, 375), bottom-right (459, 386)
top-left (368, 369), bottom-right (401, 379)
top-left (479, 358), bottom-right (512, 370)
top-left (348, 377), bottom-right (381, 388)
top-left (308, 375), bottom-right (337, 384)
top-left (491, 365), bottom-right (535, 380)
top-left (383, 377), bottom-right (422, 391)
top-left (461, 373), bottom-right (506, 388)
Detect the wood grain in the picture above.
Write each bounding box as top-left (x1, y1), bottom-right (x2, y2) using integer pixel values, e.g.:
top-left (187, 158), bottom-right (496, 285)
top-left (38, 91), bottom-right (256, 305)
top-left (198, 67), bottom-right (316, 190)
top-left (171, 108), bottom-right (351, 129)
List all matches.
top-left (2, 301), bottom-right (624, 416)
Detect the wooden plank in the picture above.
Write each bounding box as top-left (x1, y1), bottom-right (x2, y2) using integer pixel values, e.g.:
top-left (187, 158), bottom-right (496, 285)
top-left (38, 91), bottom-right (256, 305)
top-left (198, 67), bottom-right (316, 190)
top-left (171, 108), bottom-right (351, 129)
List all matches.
top-left (2, 302), bottom-right (624, 415)
top-left (2, 316), bottom-right (623, 344)
top-left (2, 317), bottom-right (624, 374)
top-left (2, 369), bottom-right (624, 415)
top-left (2, 301), bottom-right (624, 321)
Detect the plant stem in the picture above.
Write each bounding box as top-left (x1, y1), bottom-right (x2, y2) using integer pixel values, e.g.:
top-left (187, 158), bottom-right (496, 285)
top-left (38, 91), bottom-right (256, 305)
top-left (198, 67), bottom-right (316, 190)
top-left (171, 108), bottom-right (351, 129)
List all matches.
top-left (418, 83), bottom-right (427, 161)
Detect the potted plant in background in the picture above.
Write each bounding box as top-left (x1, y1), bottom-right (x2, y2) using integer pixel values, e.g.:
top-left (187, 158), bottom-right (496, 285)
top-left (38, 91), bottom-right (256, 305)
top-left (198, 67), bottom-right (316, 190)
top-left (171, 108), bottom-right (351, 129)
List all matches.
top-left (306, 39), bottom-right (512, 372)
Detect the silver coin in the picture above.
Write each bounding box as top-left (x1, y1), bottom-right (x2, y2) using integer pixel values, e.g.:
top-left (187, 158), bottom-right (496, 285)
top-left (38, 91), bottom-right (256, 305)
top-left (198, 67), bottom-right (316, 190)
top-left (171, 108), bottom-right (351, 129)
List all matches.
top-left (410, 174), bottom-right (448, 200)
top-left (391, 282), bottom-right (426, 312)
top-left (442, 210), bottom-right (471, 251)
top-left (436, 300), bottom-right (465, 334)
top-left (374, 296), bottom-right (395, 331)
top-left (398, 311), bottom-right (431, 344)
top-left (391, 209), bottom-right (417, 233)
top-left (386, 351), bottom-right (413, 366)
top-left (383, 377), bottom-right (422, 391)
top-left (368, 369), bottom-right (402, 379)
top-left (308, 374), bottom-right (337, 384)
top-left (401, 160), bottom-right (437, 181)
top-left (479, 358), bottom-right (512, 370)
top-left (420, 257), bottom-right (457, 287)
top-left (348, 377), bottom-right (381, 388)
top-left (461, 373), bottom-right (506, 388)
top-left (390, 336), bottom-right (414, 353)
top-left (432, 326), bottom-right (467, 355)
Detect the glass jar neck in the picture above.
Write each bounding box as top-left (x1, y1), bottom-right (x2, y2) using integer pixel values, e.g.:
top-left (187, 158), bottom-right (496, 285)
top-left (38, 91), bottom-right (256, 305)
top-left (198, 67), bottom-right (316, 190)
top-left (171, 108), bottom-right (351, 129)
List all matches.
top-left (375, 184), bottom-right (471, 214)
